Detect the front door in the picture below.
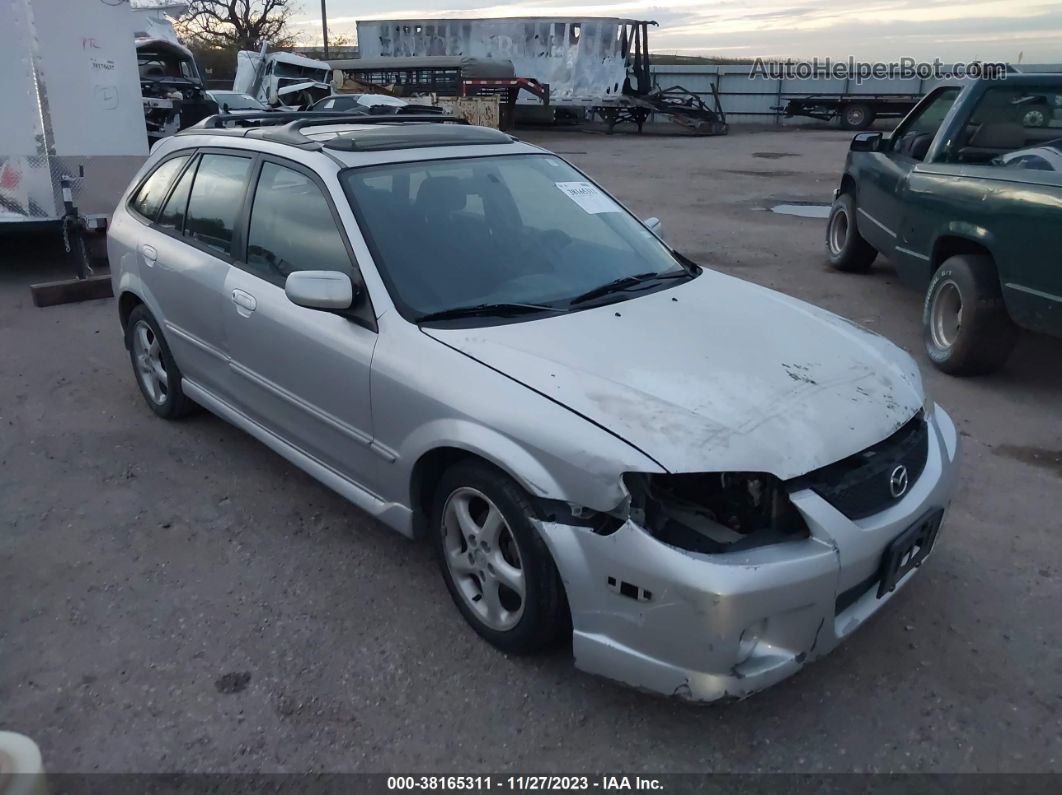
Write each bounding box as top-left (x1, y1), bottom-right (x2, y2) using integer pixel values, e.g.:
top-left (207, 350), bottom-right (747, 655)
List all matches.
top-left (223, 158), bottom-right (380, 491)
top-left (857, 88), bottom-right (961, 256)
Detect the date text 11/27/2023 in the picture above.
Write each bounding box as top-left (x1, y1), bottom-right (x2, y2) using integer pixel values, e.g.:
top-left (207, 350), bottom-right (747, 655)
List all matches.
top-left (387, 776), bottom-right (664, 791)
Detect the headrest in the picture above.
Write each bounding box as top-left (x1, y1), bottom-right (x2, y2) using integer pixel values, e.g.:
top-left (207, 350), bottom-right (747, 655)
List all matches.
top-left (414, 177), bottom-right (468, 215)
top-left (969, 122), bottom-right (1026, 150)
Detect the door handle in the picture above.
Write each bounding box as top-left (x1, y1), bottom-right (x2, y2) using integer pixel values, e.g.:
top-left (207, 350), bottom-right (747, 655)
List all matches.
top-left (231, 289), bottom-right (257, 313)
top-left (140, 244), bottom-right (157, 266)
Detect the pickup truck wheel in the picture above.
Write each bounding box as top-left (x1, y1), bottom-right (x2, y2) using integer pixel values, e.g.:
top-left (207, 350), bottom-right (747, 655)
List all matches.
top-left (432, 462), bottom-right (569, 655)
top-left (841, 103), bottom-right (875, 131)
top-left (826, 193), bottom-right (877, 272)
top-left (923, 254), bottom-right (1018, 375)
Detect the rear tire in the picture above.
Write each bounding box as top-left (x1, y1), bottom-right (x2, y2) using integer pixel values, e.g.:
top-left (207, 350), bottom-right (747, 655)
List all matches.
top-left (922, 254), bottom-right (1018, 375)
top-left (431, 461), bottom-right (569, 655)
top-left (826, 192), bottom-right (877, 272)
top-left (841, 103), bottom-right (875, 131)
top-left (125, 305), bottom-right (196, 419)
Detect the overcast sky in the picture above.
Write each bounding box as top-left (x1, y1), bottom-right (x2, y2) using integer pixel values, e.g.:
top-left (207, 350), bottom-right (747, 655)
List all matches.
top-left (290, 0), bottom-right (1062, 63)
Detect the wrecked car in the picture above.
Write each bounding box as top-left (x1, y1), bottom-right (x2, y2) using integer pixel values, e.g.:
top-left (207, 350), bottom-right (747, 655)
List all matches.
top-left (137, 37), bottom-right (217, 142)
top-left (108, 114), bottom-right (960, 702)
top-left (827, 75), bottom-right (1062, 375)
top-left (233, 49), bottom-right (333, 110)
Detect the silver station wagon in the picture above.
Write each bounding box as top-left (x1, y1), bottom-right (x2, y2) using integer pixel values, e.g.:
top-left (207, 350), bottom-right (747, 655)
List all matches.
top-left (108, 113), bottom-right (960, 702)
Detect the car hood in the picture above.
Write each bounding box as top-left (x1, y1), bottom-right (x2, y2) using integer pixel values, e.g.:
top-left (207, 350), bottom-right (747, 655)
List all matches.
top-left (423, 270), bottom-right (924, 479)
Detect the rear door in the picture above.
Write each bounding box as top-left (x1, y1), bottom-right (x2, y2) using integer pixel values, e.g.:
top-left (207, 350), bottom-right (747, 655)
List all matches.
top-left (223, 157), bottom-right (380, 490)
top-left (143, 150), bottom-right (253, 392)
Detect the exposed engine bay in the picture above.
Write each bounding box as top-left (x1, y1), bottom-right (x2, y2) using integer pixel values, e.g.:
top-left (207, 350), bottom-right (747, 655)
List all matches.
top-left (623, 472), bottom-right (810, 553)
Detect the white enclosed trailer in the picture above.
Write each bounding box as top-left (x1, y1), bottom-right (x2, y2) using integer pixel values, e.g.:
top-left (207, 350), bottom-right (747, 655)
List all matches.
top-left (1, 0), bottom-right (149, 227)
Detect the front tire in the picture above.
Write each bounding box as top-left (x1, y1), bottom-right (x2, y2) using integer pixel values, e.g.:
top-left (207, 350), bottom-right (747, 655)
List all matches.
top-left (431, 461), bottom-right (569, 655)
top-left (922, 254), bottom-right (1018, 375)
top-left (125, 305), bottom-right (196, 419)
top-left (826, 192), bottom-right (877, 272)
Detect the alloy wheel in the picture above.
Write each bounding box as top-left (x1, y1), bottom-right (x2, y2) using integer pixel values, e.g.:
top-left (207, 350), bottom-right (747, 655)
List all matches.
top-left (132, 320), bottom-right (168, 405)
top-left (441, 487), bottom-right (526, 631)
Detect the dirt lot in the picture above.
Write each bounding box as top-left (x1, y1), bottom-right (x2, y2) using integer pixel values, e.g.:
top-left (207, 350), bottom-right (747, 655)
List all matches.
top-left (1, 127), bottom-right (1060, 774)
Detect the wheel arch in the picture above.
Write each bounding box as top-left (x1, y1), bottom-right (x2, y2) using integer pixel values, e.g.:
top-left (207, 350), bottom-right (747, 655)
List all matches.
top-left (838, 173), bottom-right (857, 198)
top-left (408, 442), bottom-right (565, 540)
top-left (118, 290), bottom-right (144, 338)
top-left (930, 235), bottom-right (1000, 284)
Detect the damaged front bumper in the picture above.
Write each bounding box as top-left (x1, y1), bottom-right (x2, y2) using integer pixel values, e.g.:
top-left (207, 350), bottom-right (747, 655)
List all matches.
top-left (536, 404), bottom-right (960, 702)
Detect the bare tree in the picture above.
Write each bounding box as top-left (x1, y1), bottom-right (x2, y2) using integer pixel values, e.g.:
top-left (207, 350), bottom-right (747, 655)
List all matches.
top-left (176, 0), bottom-right (299, 51)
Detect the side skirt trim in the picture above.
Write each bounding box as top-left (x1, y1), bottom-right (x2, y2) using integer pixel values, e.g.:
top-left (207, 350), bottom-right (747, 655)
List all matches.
top-left (182, 378), bottom-right (414, 538)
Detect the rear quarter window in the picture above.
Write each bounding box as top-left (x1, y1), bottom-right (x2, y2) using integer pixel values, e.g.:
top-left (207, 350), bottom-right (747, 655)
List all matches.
top-left (130, 156), bottom-right (189, 220)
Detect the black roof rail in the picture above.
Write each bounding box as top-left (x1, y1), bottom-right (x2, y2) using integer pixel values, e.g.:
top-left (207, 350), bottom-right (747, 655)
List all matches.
top-left (182, 110), bottom-right (471, 150)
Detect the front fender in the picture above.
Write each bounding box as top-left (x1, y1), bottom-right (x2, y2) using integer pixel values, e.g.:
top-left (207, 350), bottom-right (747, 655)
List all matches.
top-left (399, 419), bottom-right (574, 503)
top-left (371, 318), bottom-right (665, 518)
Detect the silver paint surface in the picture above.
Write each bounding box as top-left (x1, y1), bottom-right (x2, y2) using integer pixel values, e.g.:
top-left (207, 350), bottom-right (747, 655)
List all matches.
top-left (107, 124), bottom-right (960, 701)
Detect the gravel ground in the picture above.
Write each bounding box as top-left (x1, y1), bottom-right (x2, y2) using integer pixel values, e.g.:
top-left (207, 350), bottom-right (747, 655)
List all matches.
top-left (1, 126), bottom-right (1060, 774)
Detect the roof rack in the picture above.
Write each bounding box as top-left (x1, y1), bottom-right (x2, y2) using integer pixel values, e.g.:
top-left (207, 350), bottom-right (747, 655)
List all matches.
top-left (180, 111), bottom-right (472, 151)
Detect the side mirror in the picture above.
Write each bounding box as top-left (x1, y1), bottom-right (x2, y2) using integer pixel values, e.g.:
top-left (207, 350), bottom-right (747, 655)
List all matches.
top-left (850, 132), bottom-right (883, 152)
top-left (644, 216), bottom-right (665, 241)
top-left (285, 270), bottom-right (355, 310)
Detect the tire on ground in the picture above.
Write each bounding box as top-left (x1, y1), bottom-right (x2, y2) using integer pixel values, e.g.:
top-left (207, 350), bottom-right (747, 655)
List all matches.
top-left (922, 254), bottom-right (1018, 376)
top-left (825, 192), bottom-right (877, 272)
top-left (124, 304), bottom-right (197, 419)
top-left (431, 460), bottom-right (570, 655)
top-left (841, 103), bottom-right (875, 131)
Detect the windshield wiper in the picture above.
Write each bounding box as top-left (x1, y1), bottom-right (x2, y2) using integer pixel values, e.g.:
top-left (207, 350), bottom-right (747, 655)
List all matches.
top-left (568, 270), bottom-right (690, 306)
top-left (415, 302), bottom-right (564, 323)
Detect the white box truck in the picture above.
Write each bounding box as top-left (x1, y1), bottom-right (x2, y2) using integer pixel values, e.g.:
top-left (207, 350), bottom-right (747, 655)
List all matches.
top-left (1, 0), bottom-right (150, 228)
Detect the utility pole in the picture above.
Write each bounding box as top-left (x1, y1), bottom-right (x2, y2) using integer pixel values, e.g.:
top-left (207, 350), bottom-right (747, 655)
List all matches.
top-left (321, 0), bottom-right (329, 58)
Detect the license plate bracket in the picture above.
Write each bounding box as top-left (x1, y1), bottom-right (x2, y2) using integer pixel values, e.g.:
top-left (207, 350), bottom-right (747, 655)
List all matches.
top-left (877, 509), bottom-right (944, 598)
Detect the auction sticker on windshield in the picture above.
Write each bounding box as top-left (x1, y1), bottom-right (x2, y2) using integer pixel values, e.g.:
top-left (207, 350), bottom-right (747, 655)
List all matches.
top-left (555, 182), bottom-right (621, 214)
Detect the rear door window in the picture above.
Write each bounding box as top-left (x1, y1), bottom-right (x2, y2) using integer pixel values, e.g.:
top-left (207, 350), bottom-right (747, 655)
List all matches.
top-left (183, 153), bottom-right (252, 256)
top-left (157, 157), bottom-right (197, 231)
top-left (130, 155), bottom-right (189, 220)
top-left (245, 162), bottom-right (354, 285)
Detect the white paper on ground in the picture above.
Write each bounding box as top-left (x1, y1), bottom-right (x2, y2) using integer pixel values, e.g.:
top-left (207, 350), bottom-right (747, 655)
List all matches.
top-left (554, 181), bottom-right (621, 214)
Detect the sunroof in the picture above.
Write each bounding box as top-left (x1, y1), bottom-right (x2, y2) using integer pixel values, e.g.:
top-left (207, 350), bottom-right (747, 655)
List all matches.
top-left (323, 124), bottom-right (514, 152)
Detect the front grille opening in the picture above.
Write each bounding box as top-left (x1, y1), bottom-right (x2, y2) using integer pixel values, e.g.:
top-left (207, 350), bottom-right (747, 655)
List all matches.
top-left (793, 413), bottom-right (929, 520)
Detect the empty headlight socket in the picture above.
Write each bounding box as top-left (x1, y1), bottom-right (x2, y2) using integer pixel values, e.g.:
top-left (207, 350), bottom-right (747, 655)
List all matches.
top-left (622, 472), bottom-right (810, 554)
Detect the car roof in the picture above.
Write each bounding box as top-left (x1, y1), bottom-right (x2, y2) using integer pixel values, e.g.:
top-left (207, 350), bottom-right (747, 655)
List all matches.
top-left (166, 114), bottom-right (543, 167)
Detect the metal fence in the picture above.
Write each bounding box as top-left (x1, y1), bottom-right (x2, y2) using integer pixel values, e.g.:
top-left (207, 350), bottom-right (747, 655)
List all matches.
top-left (647, 63), bottom-right (1062, 126)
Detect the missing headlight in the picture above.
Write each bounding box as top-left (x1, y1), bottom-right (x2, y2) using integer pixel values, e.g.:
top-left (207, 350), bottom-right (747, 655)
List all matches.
top-left (623, 472), bottom-right (810, 554)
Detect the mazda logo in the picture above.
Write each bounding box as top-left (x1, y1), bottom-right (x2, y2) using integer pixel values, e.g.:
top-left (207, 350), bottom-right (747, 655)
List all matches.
top-left (889, 464), bottom-right (909, 498)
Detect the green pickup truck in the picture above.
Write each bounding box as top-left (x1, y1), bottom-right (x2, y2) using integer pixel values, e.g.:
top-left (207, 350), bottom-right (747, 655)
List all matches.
top-left (826, 75), bottom-right (1062, 375)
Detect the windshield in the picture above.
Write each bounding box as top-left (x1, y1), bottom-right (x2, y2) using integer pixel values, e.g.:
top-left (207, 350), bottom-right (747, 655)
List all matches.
top-left (212, 92), bottom-right (264, 110)
top-left (273, 61), bottom-right (330, 82)
top-left (341, 154), bottom-right (688, 321)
